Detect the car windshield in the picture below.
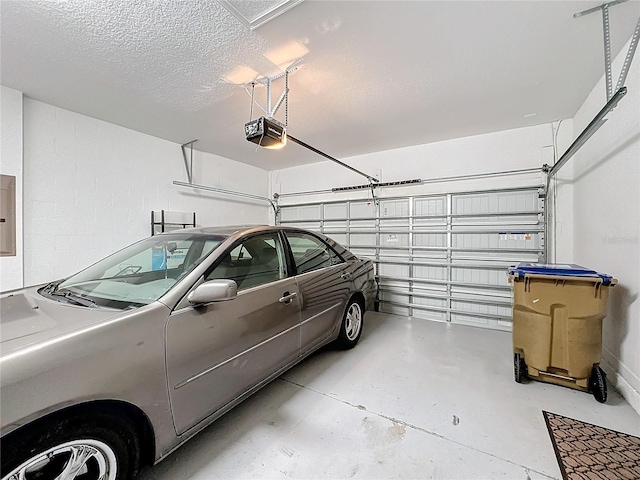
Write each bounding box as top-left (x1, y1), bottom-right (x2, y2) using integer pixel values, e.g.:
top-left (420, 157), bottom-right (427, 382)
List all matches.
top-left (45, 232), bottom-right (227, 310)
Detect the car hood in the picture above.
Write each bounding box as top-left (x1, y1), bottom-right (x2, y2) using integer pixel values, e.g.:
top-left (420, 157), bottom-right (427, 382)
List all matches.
top-left (0, 287), bottom-right (126, 355)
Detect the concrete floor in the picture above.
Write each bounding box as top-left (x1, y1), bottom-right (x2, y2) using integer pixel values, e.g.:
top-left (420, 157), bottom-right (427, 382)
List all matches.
top-left (139, 312), bottom-right (640, 479)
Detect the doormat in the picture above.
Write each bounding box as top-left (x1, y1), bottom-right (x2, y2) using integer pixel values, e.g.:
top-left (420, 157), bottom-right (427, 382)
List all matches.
top-left (543, 411), bottom-right (640, 480)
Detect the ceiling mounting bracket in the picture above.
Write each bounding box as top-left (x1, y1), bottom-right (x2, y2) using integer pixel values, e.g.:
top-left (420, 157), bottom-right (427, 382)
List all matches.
top-left (181, 139), bottom-right (198, 184)
top-left (574, 0), bottom-right (640, 101)
top-left (616, 16), bottom-right (640, 91)
top-left (245, 62), bottom-right (300, 126)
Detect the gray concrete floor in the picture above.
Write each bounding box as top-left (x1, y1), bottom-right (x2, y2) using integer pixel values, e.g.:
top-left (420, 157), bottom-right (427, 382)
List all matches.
top-left (139, 312), bottom-right (640, 479)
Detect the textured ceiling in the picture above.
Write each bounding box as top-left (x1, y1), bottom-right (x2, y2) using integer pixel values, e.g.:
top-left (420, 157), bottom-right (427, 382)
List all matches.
top-left (1, 0), bottom-right (639, 170)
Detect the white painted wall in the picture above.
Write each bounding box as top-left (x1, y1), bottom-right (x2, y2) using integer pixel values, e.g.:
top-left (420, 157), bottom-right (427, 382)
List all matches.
top-left (565, 37), bottom-right (640, 414)
top-left (22, 98), bottom-right (269, 286)
top-left (270, 124), bottom-right (566, 253)
top-left (0, 86), bottom-right (24, 291)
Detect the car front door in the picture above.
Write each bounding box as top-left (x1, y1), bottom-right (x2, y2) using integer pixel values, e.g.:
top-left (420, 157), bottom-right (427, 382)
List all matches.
top-left (165, 232), bottom-right (301, 435)
top-left (284, 231), bottom-right (350, 355)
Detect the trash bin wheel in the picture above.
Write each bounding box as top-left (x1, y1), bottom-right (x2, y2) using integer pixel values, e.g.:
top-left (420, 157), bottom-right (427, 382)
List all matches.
top-left (589, 366), bottom-right (607, 403)
top-left (514, 353), bottom-right (528, 383)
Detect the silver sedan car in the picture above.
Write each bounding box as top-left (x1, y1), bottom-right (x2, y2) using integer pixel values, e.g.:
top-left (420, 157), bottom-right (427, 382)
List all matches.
top-left (0, 225), bottom-right (376, 480)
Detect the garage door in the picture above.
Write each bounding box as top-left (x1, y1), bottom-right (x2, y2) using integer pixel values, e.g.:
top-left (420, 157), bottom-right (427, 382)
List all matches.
top-left (277, 185), bottom-right (545, 331)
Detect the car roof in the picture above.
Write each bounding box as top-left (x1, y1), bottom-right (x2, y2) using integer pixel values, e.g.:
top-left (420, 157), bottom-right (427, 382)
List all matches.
top-left (156, 226), bottom-right (342, 246)
top-left (162, 225), bottom-right (270, 236)
top-left (162, 225), bottom-right (333, 236)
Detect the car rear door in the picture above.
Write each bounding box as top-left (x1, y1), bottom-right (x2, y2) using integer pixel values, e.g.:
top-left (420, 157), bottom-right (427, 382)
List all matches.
top-left (165, 232), bottom-right (301, 435)
top-left (283, 231), bottom-right (351, 355)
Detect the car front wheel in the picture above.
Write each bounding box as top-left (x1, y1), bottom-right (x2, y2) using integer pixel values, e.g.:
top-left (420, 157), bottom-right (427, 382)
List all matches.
top-left (1, 412), bottom-right (139, 480)
top-left (335, 298), bottom-right (364, 349)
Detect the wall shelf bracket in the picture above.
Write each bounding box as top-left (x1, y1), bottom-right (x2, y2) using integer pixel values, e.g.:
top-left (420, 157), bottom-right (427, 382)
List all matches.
top-left (181, 139), bottom-right (198, 184)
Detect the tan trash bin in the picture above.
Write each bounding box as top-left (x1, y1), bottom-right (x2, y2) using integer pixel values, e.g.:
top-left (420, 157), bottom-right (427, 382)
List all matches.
top-left (508, 264), bottom-right (617, 403)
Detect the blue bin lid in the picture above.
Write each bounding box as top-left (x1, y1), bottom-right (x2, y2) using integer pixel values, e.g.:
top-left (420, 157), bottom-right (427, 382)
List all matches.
top-left (508, 263), bottom-right (615, 285)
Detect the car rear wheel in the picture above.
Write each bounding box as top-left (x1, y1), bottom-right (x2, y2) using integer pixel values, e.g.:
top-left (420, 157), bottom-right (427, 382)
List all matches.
top-left (335, 298), bottom-right (364, 349)
top-left (589, 365), bottom-right (608, 403)
top-left (1, 412), bottom-right (139, 480)
top-left (514, 352), bottom-right (528, 384)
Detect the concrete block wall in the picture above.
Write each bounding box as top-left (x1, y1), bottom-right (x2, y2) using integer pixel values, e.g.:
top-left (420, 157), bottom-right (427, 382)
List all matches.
top-left (21, 98), bottom-right (269, 286)
top-left (0, 86), bottom-right (24, 291)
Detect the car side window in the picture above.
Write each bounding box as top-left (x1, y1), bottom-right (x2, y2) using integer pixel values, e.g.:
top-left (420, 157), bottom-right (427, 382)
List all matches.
top-left (285, 232), bottom-right (344, 275)
top-left (206, 233), bottom-right (286, 290)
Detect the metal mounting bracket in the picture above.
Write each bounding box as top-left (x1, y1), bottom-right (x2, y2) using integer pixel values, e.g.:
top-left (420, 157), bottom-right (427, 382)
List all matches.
top-left (548, 87), bottom-right (626, 179)
top-left (245, 62), bottom-right (300, 126)
top-left (273, 193), bottom-right (281, 223)
top-left (616, 16), bottom-right (640, 91)
top-left (181, 139), bottom-right (198, 184)
top-left (574, 0), bottom-right (640, 101)
top-left (368, 181), bottom-right (380, 206)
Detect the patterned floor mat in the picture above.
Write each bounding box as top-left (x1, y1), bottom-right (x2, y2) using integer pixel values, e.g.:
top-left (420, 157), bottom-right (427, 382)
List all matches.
top-left (543, 411), bottom-right (640, 480)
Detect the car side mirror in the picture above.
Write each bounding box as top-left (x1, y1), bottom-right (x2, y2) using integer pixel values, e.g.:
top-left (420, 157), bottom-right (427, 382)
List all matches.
top-left (188, 279), bottom-right (237, 305)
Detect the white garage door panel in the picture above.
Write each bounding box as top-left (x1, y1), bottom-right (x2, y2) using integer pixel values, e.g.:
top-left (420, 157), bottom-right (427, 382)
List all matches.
top-left (277, 185), bottom-right (544, 331)
top-left (379, 262), bottom-right (410, 278)
top-left (414, 231), bottom-right (447, 247)
top-left (324, 204), bottom-right (348, 219)
top-left (280, 204), bottom-right (322, 222)
top-left (350, 202), bottom-right (376, 218)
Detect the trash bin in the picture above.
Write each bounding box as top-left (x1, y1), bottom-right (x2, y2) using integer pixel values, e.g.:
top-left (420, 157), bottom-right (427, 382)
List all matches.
top-left (507, 263), bottom-right (617, 403)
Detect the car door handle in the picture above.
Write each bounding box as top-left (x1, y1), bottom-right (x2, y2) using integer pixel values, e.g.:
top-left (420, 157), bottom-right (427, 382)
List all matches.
top-left (341, 272), bottom-right (352, 280)
top-left (279, 292), bottom-right (298, 304)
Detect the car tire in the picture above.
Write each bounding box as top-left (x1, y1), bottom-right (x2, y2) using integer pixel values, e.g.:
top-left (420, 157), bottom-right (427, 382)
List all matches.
top-left (335, 297), bottom-right (364, 350)
top-left (589, 365), bottom-right (608, 404)
top-left (514, 352), bottom-right (528, 384)
top-left (1, 411), bottom-right (140, 480)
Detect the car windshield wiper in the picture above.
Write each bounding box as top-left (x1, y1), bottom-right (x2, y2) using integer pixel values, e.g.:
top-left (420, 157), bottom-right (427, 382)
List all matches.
top-left (49, 290), bottom-right (98, 308)
top-left (41, 280), bottom-right (63, 294)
